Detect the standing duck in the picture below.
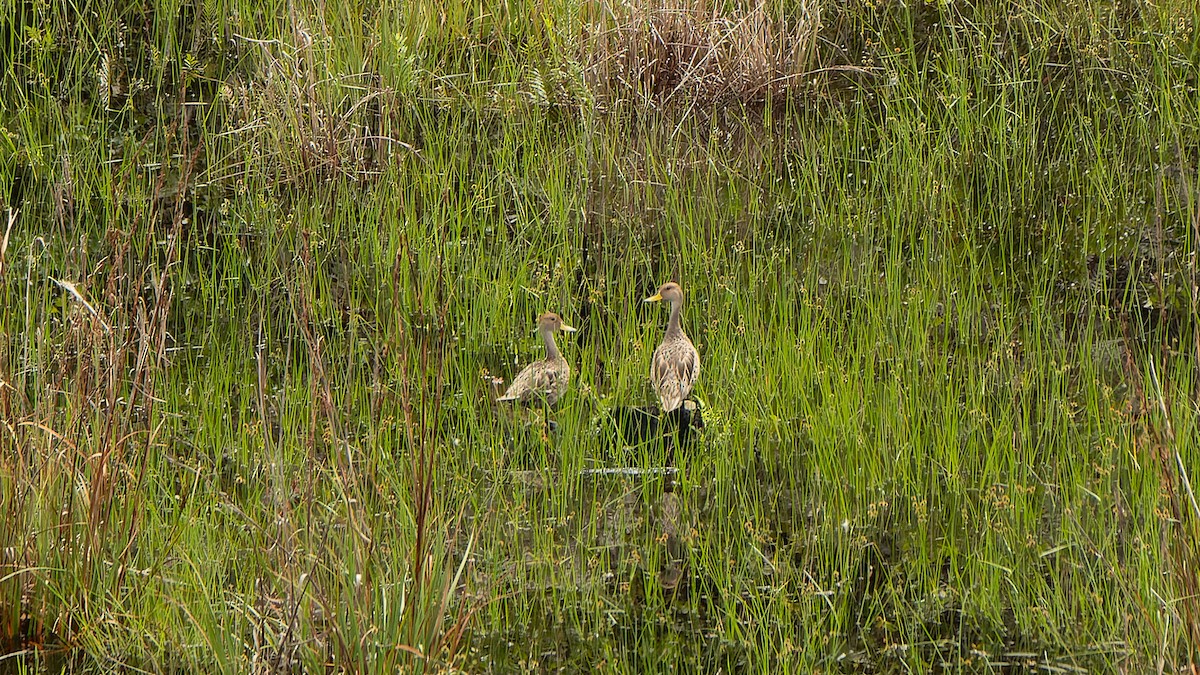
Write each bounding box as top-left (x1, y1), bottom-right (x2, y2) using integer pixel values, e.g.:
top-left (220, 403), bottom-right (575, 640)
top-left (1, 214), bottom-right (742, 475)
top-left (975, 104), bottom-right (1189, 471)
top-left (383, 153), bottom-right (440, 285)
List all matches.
top-left (497, 312), bottom-right (576, 407)
top-left (644, 282), bottom-right (699, 414)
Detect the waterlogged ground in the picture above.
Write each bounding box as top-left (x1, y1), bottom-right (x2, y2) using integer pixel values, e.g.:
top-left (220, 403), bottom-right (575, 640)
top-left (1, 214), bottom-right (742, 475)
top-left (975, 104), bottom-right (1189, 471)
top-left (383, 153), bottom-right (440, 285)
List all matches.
top-left (2, 1), bottom-right (1199, 673)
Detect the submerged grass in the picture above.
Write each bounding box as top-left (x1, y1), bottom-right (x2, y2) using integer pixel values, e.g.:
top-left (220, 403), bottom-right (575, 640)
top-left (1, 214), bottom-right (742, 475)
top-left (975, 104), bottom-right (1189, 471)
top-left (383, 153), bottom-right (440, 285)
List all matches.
top-left (1, 0), bottom-right (1200, 672)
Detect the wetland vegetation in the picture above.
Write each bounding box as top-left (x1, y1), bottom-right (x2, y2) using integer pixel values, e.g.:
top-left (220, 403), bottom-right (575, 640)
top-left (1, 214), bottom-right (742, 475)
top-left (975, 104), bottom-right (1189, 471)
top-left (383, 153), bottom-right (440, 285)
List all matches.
top-left (1, 0), bottom-right (1200, 671)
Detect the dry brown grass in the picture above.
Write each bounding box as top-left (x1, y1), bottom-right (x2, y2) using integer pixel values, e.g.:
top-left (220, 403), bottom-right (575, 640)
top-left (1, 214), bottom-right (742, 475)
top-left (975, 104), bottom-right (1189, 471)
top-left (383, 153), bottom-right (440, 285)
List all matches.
top-left (583, 0), bottom-right (820, 107)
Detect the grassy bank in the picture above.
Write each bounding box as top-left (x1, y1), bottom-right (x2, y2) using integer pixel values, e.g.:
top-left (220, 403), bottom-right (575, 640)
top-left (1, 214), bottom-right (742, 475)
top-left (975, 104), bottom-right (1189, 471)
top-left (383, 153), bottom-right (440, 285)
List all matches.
top-left (2, 0), bottom-right (1200, 671)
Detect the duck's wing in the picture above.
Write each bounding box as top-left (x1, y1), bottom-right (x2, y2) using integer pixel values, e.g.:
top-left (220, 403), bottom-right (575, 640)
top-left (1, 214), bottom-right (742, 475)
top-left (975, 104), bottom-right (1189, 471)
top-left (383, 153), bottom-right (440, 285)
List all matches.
top-left (498, 360), bottom-right (567, 404)
top-left (497, 362), bottom-right (536, 402)
top-left (651, 341), bottom-right (699, 413)
top-left (685, 341), bottom-right (700, 393)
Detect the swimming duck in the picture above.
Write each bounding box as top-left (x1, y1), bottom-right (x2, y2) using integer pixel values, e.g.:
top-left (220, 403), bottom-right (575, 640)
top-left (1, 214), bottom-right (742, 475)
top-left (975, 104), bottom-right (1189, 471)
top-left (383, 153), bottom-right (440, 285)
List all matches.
top-left (644, 282), bottom-right (699, 413)
top-left (497, 312), bottom-right (576, 407)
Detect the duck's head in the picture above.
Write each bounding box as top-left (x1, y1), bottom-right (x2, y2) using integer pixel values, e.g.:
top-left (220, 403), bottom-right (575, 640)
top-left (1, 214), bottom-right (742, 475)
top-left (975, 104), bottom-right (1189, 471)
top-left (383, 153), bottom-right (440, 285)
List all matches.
top-left (644, 282), bottom-right (684, 306)
top-left (536, 311), bottom-right (577, 334)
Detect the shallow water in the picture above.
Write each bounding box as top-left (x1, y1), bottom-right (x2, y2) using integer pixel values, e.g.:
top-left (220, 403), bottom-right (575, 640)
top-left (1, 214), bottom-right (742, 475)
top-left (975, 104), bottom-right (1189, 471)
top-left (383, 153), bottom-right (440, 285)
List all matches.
top-left (2, 1), bottom-right (1199, 672)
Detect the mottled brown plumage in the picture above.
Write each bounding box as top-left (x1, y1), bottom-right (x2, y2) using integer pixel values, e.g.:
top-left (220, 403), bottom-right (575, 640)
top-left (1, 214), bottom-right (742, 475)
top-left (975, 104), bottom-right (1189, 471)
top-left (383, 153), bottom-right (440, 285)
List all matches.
top-left (497, 312), bottom-right (576, 407)
top-left (644, 282), bottom-right (700, 413)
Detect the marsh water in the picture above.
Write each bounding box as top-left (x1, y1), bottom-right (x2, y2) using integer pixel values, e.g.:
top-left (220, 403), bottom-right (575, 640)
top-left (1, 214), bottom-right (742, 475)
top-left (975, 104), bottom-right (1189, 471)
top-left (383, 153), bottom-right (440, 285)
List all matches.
top-left (2, 2), bottom-right (1199, 672)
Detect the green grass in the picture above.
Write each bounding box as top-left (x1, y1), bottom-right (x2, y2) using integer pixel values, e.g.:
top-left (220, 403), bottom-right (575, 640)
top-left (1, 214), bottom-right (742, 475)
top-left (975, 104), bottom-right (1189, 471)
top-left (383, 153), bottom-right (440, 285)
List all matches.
top-left (2, 0), bottom-right (1200, 672)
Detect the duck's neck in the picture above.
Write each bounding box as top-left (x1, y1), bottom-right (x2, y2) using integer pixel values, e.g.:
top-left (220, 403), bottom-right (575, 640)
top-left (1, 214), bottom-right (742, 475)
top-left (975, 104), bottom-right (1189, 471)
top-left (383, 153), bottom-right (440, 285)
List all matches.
top-left (540, 328), bottom-right (561, 360)
top-left (666, 301), bottom-right (685, 339)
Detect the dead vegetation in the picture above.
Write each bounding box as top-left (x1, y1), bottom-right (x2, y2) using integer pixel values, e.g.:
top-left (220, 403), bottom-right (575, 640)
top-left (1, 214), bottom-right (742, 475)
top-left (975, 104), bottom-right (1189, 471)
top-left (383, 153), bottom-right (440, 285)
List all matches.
top-left (0, 142), bottom-right (190, 658)
top-left (582, 0), bottom-right (821, 107)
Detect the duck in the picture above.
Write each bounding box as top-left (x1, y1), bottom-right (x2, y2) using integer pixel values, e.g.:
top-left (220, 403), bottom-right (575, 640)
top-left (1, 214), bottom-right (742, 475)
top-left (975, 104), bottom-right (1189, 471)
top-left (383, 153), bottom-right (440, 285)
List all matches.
top-left (497, 312), bottom-right (576, 407)
top-left (644, 282), bottom-right (700, 414)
